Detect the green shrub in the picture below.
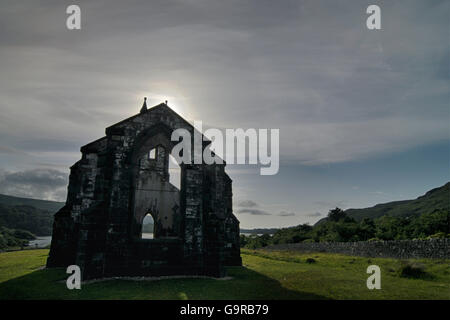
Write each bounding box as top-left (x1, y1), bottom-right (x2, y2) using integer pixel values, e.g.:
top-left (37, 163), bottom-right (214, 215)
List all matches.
top-left (398, 262), bottom-right (430, 279)
top-left (426, 232), bottom-right (447, 239)
top-left (0, 227), bottom-right (29, 248)
top-left (13, 229), bottom-right (36, 240)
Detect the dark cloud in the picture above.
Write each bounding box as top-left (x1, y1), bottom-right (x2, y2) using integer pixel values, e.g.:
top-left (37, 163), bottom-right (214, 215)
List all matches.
top-left (237, 200), bottom-right (258, 207)
top-left (12, 138), bottom-right (82, 152)
top-left (279, 211), bottom-right (295, 217)
top-left (305, 212), bottom-right (322, 217)
top-left (0, 168), bottom-right (68, 201)
top-left (237, 208), bottom-right (271, 216)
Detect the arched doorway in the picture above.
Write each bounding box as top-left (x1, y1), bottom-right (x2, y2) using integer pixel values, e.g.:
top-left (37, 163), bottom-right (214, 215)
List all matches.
top-left (141, 213), bottom-right (155, 239)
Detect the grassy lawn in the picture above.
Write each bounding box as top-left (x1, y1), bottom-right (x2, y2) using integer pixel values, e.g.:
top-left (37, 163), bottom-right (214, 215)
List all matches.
top-left (0, 248), bottom-right (448, 300)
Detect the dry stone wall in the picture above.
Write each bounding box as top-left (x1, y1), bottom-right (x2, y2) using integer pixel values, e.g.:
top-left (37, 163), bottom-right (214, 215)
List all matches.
top-left (264, 239), bottom-right (449, 259)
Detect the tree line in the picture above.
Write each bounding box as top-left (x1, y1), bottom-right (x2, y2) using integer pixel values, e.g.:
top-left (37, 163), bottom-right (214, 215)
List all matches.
top-left (240, 208), bottom-right (449, 249)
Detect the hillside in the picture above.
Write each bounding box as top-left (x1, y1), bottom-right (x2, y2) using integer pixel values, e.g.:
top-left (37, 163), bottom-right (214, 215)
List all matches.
top-left (0, 193), bottom-right (63, 237)
top-left (345, 182), bottom-right (449, 221)
top-left (0, 204), bottom-right (55, 236)
top-left (0, 194), bottom-right (64, 212)
top-left (240, 228), bottom-right (279, 235)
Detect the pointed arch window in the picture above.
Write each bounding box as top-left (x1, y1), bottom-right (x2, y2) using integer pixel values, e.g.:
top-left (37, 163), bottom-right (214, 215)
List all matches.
top-left (141, 213), bottom-right (155, 239)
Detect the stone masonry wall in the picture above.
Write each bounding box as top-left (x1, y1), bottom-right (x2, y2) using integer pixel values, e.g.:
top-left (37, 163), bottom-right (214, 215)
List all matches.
top-left (47, 102), bottom-right (242, 279)
top-left (264, 239), bottom-right (450, 259)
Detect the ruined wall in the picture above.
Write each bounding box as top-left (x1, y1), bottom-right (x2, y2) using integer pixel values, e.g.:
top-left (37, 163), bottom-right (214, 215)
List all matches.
top-left (47, 102), bottom-right (241, 280)
top-left (264, 239), bottom-right (450, 259)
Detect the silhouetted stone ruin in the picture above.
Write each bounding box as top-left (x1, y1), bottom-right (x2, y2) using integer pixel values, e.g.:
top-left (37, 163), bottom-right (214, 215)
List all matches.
top-left (47, 101), bottom-right (241, 279)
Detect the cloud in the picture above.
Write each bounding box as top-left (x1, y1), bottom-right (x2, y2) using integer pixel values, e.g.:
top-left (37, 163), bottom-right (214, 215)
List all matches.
top-left (0, 168), bottom-right (68, 201)
top-left (279, 211), bottom-right (295, 217)
top-left (237, 208), bottom-right (271, 216)
top-left (313, 200), bottom-right (348, 209)
top-left (0, 0), bottom-right (447, 171)
top-left (305, 212), bottom-right (322, 217)
top-left (236, 199), bottom-right (272, 215)
top-left (0, 146), bottom-right (26, 155)
top-left (237, 200), bottom-right (258, 207)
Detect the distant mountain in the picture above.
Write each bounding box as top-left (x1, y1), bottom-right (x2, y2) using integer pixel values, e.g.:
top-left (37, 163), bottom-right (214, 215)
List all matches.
top-left (0, 194), bottom-right (64, 236)
top-left (345, 182), bottom-right (449, 221)
top-left (0, 204), bottom-right (56, 236)
top-left (0, 194), bottom-right (64, 212)
top-left (240, 228), bottom-right (279, 235)
top-left (313, 183), bottom-right (449, 226)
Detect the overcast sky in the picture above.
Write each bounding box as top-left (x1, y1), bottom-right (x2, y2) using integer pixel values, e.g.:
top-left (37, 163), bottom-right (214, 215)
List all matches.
top-left (0, 0), bottom-right (448, 228)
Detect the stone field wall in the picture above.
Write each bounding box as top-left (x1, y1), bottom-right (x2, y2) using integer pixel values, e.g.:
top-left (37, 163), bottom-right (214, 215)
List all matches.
top-left (264, 239), bottom-right (449, 259)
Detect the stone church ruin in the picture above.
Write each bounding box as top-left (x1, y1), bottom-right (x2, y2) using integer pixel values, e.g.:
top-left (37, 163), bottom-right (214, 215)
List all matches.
top-left (47, 99), bottom-right (241, 279)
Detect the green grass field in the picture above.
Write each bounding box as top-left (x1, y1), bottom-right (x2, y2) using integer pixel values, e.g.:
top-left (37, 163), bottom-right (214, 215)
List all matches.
top-left (0, 249), bottom-right (448, 299)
